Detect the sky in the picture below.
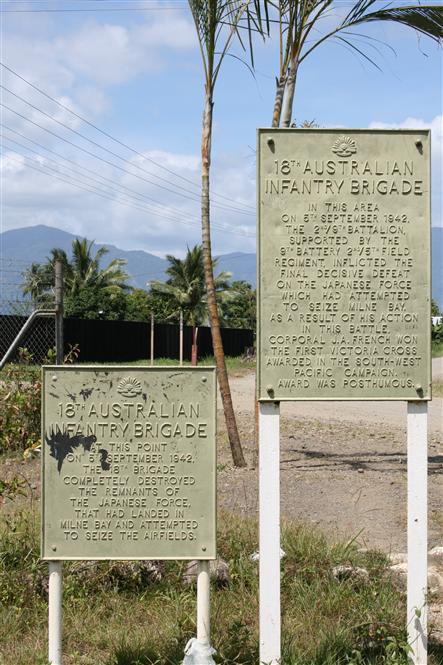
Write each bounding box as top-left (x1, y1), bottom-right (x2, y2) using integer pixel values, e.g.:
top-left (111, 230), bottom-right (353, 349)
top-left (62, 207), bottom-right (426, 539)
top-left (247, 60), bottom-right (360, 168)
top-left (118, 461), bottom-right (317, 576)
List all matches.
top-left (0, 0), bottom-right (442, 259)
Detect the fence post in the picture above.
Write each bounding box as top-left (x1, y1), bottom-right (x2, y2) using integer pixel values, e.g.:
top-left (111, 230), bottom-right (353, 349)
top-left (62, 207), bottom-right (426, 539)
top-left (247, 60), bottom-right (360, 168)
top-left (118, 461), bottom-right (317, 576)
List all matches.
top-left (55, 260), bottom-right (64, 365)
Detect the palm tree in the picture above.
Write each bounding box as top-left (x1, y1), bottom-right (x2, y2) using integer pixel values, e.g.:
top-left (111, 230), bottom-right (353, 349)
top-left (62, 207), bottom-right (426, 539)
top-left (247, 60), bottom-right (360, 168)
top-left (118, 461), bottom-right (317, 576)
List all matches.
top-left (187, 0), bottom-right (260, 467)
top-left (255, 2), bottom-right (443, 127)
top-left (150, 245), bottom-right (232, 365)
top-left (22, 238), bottom-right (130, 303)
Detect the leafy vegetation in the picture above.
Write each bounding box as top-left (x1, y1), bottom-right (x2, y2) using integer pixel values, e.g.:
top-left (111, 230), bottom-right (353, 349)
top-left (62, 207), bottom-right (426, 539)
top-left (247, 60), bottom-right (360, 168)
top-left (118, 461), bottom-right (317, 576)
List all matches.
top-left (0, 349), bottom-right (42, 456)
top-left (3, 505), bottom-right (441, 665)
top-left (22, 238), bottom-right (131, 319)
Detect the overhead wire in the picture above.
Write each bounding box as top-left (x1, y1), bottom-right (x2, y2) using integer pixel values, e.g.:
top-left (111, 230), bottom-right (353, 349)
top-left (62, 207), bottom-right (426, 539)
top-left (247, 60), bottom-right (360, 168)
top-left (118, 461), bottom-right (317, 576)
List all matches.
top-left (0, 64), bottom-right (255, 213)
top-left (0, 85), bottom-right (254, 217)
top-left (1, 146), bottom-right (255, 238)
top-left (1, 101), bottom-right (256, 238)
top-left (1, 125), bottom-right (230, 229)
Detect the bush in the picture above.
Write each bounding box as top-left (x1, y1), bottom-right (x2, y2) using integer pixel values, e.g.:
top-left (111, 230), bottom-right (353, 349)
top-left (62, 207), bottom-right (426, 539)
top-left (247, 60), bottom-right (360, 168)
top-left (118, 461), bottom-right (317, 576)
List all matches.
top-left (0, 349), bottom-right (41, 455)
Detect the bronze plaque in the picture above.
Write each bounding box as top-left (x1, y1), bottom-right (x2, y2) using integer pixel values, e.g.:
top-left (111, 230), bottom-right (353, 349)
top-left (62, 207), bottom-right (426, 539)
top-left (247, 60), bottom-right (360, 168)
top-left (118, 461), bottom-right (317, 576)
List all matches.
top-left (41, 367), bottom-right (216, 560)
top-left (258, 129), bottom-right (431, 401)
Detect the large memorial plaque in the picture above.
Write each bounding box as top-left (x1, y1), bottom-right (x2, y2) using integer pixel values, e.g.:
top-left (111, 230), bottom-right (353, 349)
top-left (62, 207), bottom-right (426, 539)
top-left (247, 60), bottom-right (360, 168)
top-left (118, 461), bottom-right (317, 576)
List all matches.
top-left (258, 129), bottom-right (431, 401)
top-left (42, 366), bottom-right (216, 560)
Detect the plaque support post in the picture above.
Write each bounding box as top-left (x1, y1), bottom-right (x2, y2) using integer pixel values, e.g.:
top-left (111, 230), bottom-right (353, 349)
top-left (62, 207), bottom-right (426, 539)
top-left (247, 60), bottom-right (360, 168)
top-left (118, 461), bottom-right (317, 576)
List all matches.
top-left (197, 560), bottom-right (211, 643)
top-left (183, 560), bottom-right (215, 664)
top-left (407, 401), bottom-right (428, 665)
top-left (259, 401), bottom-right (281, 665)
top-left (48, 561), bottom-right (63, 665)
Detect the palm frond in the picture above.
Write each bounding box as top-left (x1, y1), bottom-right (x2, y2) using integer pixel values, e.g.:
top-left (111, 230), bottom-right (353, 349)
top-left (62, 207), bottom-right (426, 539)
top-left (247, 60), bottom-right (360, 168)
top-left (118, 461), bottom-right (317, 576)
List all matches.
top-left (345, 5), bottom-right (443, 42)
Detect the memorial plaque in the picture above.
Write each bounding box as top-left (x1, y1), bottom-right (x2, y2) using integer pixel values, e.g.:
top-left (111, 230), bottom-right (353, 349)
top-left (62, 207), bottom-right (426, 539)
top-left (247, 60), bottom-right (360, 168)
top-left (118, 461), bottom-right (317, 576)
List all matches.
top-left (41, 366), bottom-right (216, 560)
top-left (258, 129), bottom-right (431, 401)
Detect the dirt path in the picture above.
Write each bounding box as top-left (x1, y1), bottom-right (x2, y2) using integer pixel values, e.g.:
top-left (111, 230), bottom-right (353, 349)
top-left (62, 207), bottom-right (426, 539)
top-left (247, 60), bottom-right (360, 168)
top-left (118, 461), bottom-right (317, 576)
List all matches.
top-left (216, 358), bottom-right (443, 553)
top-left (222, 358), bottom-right (442, 433)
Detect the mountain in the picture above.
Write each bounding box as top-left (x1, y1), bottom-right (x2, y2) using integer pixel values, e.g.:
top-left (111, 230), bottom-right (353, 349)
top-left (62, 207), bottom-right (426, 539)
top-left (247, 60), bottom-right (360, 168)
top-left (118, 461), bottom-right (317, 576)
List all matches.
top-left (0, 226), bottom-right (257, 308)
top-left (1, 224), bottom-right (442, 310)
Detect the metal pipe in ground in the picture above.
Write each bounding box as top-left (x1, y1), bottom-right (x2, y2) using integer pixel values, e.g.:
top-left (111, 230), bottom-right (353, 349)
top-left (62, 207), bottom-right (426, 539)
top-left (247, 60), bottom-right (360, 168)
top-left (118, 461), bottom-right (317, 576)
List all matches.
top-left (48, 561), bottom-right (63, 665)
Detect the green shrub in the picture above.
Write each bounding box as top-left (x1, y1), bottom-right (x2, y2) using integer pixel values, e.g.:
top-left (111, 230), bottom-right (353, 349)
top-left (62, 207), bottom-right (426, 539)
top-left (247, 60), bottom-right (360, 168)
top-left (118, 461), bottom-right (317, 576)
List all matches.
top-left (0, 349), bottom-right (41, 455)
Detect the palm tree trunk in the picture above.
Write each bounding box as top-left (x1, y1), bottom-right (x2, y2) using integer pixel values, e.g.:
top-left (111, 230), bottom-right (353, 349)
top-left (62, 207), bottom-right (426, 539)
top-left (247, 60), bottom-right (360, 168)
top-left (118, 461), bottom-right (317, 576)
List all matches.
top-left (281, 58), bottom-right (298, 128)
top-left (201, 87), bottom-right (246, 468)
top-left (272, 75), bottom-right (286, 128)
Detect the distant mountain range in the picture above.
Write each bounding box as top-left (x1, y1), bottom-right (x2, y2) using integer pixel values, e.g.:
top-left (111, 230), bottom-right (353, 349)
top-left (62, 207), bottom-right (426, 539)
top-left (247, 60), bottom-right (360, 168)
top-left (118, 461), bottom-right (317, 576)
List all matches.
top-left (1, 224), bottom-right (442, 310)
top-left (0, 225), bottom-right (257, 307)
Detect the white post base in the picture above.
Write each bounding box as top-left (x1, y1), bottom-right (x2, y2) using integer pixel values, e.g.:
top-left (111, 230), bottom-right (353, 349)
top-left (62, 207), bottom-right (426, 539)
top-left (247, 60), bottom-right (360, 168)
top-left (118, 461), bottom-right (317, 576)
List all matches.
top-left (259, 401), bottom-right (281, 665)
top-left (407, 401), bottom-right (428, 665)
top-left (182, 561), bottom-right (216, 664)
top-left (48, 561), bottom-right (63, 665)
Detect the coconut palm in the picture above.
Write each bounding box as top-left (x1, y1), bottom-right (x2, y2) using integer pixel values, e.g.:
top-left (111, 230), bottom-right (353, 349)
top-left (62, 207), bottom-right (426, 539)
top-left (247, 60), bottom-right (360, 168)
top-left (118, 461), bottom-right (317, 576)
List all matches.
top-left (188, 0), bottom-right (261, 467)
top-left (150, 245), bottom-right (232, 365)
top-left (255, 2), bottom-right (443, 127)
top-left (22, 238), bottom-right (130, 303)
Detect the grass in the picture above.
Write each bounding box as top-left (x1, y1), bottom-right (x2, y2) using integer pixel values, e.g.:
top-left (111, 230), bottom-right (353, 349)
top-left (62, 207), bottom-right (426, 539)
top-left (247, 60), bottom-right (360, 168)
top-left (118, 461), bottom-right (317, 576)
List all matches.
top-left (432, 340), bottom-right (443, 358)
top-left (0, 354), bottom-right (256, 381)
top-left (1, 503), bottom-right (442, 665)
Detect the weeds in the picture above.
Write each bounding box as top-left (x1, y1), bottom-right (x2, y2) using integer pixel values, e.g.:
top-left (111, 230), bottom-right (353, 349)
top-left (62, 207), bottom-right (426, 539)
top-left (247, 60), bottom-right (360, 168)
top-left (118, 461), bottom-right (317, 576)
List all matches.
top-left (2, 506), bottom-right (440, 664)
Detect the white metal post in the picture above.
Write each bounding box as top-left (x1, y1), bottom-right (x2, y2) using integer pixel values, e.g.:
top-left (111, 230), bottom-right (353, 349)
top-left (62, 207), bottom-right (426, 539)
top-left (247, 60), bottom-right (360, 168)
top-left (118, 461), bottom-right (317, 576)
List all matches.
top-left (407, 401), bottom-right (428, 665)
top-left (48, 561), bottom-right (63, 665)
top-left (182, 560), bottom-right (215, 664)
top-left (259, 401), bottom-right (281, 665)
top-left (197, 560), bottom-right (211, 643)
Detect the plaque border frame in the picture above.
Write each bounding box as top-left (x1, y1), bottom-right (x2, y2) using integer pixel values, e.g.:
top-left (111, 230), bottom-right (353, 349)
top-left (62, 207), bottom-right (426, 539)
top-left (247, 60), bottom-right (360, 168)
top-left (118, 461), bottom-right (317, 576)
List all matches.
top-left (257, 128), bottom-right (432, 402)
top-left (41, 365), bottom-right (217, 561)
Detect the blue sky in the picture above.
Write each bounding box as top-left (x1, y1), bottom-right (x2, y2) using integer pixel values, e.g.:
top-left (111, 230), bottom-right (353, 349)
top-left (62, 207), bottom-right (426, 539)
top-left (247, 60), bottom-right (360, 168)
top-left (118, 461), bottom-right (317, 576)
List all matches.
top-left (0, 0), bottom-right (441, 258)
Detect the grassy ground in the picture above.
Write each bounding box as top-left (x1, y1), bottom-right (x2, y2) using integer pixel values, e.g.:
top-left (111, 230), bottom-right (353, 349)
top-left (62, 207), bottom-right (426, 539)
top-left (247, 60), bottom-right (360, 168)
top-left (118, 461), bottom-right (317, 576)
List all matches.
top-left (0, 355), bottom-right (255, 381)
top-left (432, 341), bottom-right (443, 358)
top-left (1, 501), bottom-right (443, 665)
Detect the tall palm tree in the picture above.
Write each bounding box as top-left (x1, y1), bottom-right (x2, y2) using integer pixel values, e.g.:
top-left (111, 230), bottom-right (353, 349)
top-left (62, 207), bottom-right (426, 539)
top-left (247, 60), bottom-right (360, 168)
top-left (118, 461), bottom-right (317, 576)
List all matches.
top-left (256, 2), bottom-right (443, 127)
top-left (188, 0), bottom-right (260, 467)
top-left (22, 238), bottom-right (130, 302)
top-left (150, 245), bottom-right (232, 365)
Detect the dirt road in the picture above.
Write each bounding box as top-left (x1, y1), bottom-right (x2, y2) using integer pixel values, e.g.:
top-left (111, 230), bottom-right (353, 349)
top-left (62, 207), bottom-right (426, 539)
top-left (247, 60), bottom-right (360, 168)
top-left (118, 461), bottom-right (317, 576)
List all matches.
top-left (216, 358), bottom-right (442, 553)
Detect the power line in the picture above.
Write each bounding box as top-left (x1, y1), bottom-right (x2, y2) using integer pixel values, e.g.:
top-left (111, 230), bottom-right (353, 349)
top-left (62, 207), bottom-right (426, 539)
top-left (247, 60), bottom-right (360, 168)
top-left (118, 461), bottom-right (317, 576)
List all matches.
top-left (1, 147), bottom-right (255, 238)
top-left (1, 85), bottom-right (254, 217)
top-left (1, 126), bottom-right (212, 228)
top-left (1, 101), bottom-right (255, 240)
top-left (1, 127), bottom-right (254, 237)
top-left (0, 63), bottom-right (255, 212)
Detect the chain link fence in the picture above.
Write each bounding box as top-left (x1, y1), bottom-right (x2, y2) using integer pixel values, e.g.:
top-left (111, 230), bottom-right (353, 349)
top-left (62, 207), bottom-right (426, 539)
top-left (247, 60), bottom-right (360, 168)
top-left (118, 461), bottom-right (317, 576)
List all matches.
top-left (0, 260), bottom-right (56, 366)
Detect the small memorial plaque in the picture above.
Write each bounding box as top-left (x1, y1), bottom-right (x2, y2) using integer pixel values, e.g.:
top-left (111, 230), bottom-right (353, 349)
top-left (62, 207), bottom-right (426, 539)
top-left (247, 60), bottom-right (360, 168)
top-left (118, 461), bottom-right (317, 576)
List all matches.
top-left (42, 366), bottom-right (216, 560)
top-left (258, 129), bottom-right (431, 401)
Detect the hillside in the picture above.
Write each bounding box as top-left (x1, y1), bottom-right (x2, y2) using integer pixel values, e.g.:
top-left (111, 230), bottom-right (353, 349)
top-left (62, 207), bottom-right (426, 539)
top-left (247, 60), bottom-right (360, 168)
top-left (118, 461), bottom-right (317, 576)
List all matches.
top-left (1, 224), bottom-right (442, 309)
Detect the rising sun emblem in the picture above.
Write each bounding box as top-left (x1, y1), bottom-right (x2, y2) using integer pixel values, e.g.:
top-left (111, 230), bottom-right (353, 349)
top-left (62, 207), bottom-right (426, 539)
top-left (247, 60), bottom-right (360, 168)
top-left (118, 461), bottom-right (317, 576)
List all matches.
top-left (117, 377), bottom-right (142, 398)
top-left (332, 136), bottom-right (356, 158)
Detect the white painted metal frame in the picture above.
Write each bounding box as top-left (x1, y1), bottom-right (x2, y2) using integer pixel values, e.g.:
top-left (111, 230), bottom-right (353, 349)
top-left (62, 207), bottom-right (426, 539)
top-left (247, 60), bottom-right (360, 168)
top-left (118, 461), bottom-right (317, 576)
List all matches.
top-left (407, 401), bottom-right (428, 665)
top-left (48, 561), bottom-right (63, 665)
top-left (259, 402), bottom-right (281, 665)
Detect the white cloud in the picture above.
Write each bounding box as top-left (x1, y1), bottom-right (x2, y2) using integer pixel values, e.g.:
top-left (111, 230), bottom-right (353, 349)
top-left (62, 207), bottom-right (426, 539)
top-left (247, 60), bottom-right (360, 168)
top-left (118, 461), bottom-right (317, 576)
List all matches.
top-left (369, 115), bottom-right (442, 226)
top-left (1, 145), bottom-right (256, 258)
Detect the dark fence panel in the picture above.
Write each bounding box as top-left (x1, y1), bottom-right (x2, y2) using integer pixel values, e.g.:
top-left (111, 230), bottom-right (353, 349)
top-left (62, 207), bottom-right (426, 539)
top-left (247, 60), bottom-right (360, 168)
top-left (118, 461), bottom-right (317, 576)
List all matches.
top-left (64, 318), bottom-right (253, 363)
top-left (64, 319), bottom-right (149, 363)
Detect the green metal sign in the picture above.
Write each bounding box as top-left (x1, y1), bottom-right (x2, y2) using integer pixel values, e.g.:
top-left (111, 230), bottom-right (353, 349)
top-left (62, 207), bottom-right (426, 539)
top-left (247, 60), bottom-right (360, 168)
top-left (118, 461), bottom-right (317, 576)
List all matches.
top-left (41, 366), bottom-right (216, 560)
top-left (258, 129), bottom-right (431, 401)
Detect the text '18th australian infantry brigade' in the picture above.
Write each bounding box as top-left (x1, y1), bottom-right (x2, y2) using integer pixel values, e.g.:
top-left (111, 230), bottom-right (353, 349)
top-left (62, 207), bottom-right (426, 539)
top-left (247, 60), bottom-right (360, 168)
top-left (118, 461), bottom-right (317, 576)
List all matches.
top-left (257, 129), bottom-right (431, 402)
top-left (41, 366), bottom-right (216, 560)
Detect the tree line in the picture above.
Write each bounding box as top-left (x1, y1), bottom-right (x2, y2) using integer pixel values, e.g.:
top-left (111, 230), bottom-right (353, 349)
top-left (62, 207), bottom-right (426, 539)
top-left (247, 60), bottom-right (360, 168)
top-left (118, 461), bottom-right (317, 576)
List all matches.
top-left (21, 238), bottom-right (256, 330)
